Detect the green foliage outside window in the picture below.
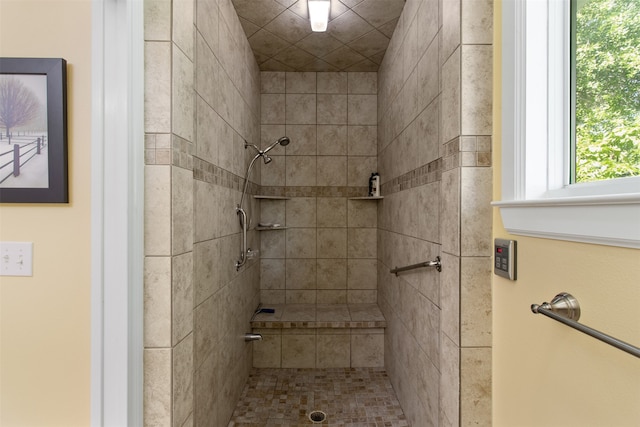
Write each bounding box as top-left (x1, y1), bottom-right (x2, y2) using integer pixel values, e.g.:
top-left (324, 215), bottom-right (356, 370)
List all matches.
top-left (573, 0), bottom-right (640, 182)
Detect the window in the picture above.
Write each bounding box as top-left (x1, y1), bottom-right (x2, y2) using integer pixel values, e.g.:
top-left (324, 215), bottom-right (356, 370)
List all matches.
top-left (496, 0), bottom-right (640, 249)
top-left (571, 0), bottom-right (640, 184)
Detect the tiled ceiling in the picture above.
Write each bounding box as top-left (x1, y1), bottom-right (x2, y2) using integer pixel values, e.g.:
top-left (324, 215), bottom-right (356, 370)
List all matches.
top-left (232, 0), bottom-right (405, 72)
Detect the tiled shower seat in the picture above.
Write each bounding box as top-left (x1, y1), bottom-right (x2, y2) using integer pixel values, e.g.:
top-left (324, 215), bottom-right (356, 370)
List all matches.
top-left (250, 304), bottom-right (386, 369)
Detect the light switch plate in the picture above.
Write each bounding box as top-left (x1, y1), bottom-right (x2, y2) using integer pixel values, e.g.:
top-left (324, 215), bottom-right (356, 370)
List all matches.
top-left (0, 242), bottom-right (33, 276)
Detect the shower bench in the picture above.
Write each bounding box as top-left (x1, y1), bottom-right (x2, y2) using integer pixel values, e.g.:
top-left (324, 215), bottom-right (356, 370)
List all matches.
top-left (250, 303), bottom-right (386, 369)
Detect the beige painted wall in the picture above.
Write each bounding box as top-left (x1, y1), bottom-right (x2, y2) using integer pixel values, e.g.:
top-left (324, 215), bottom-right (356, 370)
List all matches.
top-left (492, 2), bottom-right (640, 426)
top-left (0, 1), bottom-right (92, 425)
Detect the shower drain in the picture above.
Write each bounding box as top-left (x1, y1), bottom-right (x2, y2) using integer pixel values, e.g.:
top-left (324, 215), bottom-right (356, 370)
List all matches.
top-left (308, 410), bottom-right (327, 423)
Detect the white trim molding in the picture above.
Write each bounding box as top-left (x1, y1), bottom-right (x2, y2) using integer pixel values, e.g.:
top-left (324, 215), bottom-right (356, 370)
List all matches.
top-left (496, 0), bottom-right (640, 249)
top-left (91, 0), bottom-right (144, 425)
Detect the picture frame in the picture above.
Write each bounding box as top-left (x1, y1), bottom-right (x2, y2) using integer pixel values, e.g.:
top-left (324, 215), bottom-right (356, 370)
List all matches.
top-left (0, 57), bottom-right (68, 203)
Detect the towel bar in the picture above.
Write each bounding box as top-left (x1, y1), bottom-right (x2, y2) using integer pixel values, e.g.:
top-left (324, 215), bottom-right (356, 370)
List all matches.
top-left (531, 293), bottom-right (640, 359)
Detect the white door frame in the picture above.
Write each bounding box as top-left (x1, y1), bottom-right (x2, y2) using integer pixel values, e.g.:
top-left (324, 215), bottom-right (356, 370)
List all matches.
top-left (91, 0), bottom-right (145, 425)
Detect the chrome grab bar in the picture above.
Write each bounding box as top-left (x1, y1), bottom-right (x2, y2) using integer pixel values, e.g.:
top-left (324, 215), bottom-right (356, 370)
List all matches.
top-left (235, 206), bottom-right (248, 270)
top-left (390, 256), bottom-right (441, 275)
top-left (531, 292), bottom-right (640, 359)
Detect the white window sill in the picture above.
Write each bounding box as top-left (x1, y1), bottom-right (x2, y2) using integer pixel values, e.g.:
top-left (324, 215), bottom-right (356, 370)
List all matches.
top-left (493, 193), bottom-right (640, 248)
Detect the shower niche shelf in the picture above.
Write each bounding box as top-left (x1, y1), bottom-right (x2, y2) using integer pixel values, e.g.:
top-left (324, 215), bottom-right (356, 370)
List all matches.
top-left (255, 225), bottom-right (288, 231)
top-left (348, 196), bottom-right (384, 200)
top-left (253, 195), bottom-right (290, 200)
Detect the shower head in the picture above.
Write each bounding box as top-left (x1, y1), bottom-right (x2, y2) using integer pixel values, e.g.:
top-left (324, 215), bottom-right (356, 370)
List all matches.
top-left (263, 156), bottom-right (273, 164)
top-left (278, 136), bottom-right (290, 146)
top-left (263, 136), bottom-right (291, 154)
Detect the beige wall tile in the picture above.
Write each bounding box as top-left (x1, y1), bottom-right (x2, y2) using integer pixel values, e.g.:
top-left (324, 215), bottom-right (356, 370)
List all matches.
top-left (172, 252), bottom-right (194, 344)
top-left (442, 0), bottom-right (461, 61)
top-left (286, 156), bottom-right (316, 186)
top-left (172, 47), bottom-right (194, 142)
top-left (461, 45), bottom-right (492, 136)
top-left (441, 47), bottom-right (460, 144)
top-left (460, 256), bottom-right (492, 347)
top-left (284, 124), bottom-right (316, 155)
top-left (317, 197), bottom-right (347, 227)
top-left (195, 97), bottom-right (220, 166)
top-left (173, 0), bottom-right (194, 59)
top-left (193, 239), bottom-right (221, 306)
top-left (317, 258), bottom-right (347, 289)
top-left (351, 333), bottom-right (384, 367)
top-left (286, 94), bottom-right (317, 124)
top-left (347, 290), bottom-right (377, 303)
top-left (286, 290), bottom-right (317, 304)
top-left (462, 0), bottom-right (493, 44)
top-left (144, 349), bottom-right (172, 427)
top-left (317, 290), bottom-right (348, 303)
top-left (286, 71), bottom-right (316, 93)
top-left (260, 199), bottom-right (286, 225)
top-left (347, 72), bottom-right (377, 94)
top-left (261, 154), bottom-right (286, 186)
top-left (347, 199), bottom-right (377, 227)
top-left (145, 0), bottom-right (171, 41)
top-left (261, 258), bottom-right (285, 290)
top-left (252, 333), bottom-right (282, 368)
top-left (347, 156), bottom-right (377, 187)
top-left (460, 347), bottom-right (491, 427)
top-left (193, 295), bottom-right (219, 370)
top-left (282, 334), bottom-right (316, 368)
top-left (196, 0), bottom-right (218, 55)
top-left (347, 94), bottom-right (377, 125)
top-left (173, 333), bottom-right (193, 427)
top-left (285, 258), bottom-right (317, 290)
top-left (347, 228), bottom-right (377, 258)
top-left (285, 228), bottom-right (317, 258)
top-left (261, 94), bottom-right (286, 124)
top-left (193, 351), bottom-right (216, 427)
top-left (318, 72), bottom-right (348, 93)
top-left (347, 259), bottom-right (377, 289)
top-left (145, 42), bottom-right (171, 133)
top-left (145, 165), bottom-right (171, 256)
top-left (285, 197), bottom-right (316, 227)
top-left (317, 334), bottom-right (350, 368)
top-left (317, 228), bottom-right (347, 258)
top-left (317, 94), bottom-right (347, 124)
top-left (261, 71), bottom-right (285, 93)
top-left (317, 156), bottom-right (347, 186)
top-left (441, 168), bottom-right (460, 256)
top-left (440, 252), bottom-right (460, 346)
top-left (145, 257), bottom-right (172, 348)
top-left (347, 125), bottom-right (377, 155)
top-left (172, 166), bottom-right (194, 255)
top-left (261, 230), bottom-right (286, 258)
top-left (460, 167), bottom-right (492, 255)
top-left (317, 125), bottom-right (348, 155)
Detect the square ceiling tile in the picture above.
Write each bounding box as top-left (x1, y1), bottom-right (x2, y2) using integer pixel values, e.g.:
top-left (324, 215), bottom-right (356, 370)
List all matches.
top-left (265, 9), bottom-right (313, 43)
top-left (327, 10), bottom-right (374, 43)
top-left (232, 0), bottom-right (405, 71)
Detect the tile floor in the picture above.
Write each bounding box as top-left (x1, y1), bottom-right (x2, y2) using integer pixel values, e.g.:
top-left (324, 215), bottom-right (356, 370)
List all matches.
top-left (228, 367), bottom-right (410, 426)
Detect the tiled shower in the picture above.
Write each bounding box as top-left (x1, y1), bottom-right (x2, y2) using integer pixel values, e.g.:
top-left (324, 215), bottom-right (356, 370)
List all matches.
top-left (143, 0), bottom-right (493, 425)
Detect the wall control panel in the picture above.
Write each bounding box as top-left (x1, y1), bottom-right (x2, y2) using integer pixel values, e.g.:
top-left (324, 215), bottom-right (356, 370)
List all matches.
top-left (494, 238), bottom-right (516, 280)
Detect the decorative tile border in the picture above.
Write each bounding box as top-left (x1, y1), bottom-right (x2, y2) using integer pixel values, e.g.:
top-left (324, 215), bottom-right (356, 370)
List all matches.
top-left (250, 320), bottom-right (387, 329)
top-left (381, 157), bottom-right (442, 196)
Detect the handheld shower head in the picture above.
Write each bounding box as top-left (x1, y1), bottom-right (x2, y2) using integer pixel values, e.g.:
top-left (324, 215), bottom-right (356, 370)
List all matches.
top-left (263, 156), bottom-right (273, 164)
top-left (278, 136), bottom-right (290, 146)
top-left (263, 136), bottom-right (291, 154)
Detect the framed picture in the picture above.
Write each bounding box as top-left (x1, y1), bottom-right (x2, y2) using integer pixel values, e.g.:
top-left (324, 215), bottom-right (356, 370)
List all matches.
top-left (0, 58), bottom-right (68, 203)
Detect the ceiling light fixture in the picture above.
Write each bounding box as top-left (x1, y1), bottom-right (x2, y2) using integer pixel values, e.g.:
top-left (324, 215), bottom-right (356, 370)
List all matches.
top-left (308, 0), bottom-right (330, 32)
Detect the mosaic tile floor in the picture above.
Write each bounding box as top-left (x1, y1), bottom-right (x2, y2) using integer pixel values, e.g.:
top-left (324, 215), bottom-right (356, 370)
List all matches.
top-left (228, 368), bottom-right (410, 427)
